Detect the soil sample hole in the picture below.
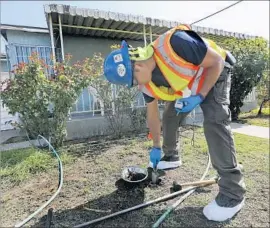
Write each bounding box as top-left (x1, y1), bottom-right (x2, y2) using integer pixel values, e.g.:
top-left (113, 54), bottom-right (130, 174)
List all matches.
top-left (156, 178), bottom-right (162, 185)
top-left (149, 178), bottom-right (162, 188)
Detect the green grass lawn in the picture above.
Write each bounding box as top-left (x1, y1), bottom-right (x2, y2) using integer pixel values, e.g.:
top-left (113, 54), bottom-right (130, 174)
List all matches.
top-left (0, 147), bottom-right (75, 183)
top-left (1, 128), bottom-right (268, 184)
top-left (237, 107), bottom-right (269, 127)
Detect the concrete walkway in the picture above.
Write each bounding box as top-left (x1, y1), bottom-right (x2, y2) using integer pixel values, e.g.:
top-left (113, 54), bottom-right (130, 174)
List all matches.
top-left (230, 123), bottom-right (269, 139)
top-left (0, 140), bottom-right (40, 152)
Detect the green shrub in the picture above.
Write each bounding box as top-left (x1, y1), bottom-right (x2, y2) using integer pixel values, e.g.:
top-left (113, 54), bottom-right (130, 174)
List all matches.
top-left (0, 53), bottom-right (103, 147)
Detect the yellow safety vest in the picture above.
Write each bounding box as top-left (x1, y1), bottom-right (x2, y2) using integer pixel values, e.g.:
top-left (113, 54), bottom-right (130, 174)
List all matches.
top-left (139, 24), bottom-right (227, 101)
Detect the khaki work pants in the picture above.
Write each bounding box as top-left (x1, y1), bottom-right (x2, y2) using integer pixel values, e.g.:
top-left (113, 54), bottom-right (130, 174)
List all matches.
top-left (162, 67), bottom-right (246, 200)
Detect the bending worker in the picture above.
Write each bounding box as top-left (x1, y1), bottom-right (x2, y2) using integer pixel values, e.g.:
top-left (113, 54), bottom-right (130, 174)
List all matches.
top-left (103, 24), bottom-right (246, 222)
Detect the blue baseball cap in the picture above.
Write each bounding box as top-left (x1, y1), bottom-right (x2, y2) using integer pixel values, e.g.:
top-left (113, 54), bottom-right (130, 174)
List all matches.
top-left (103, 40), bottom-right (133, 88)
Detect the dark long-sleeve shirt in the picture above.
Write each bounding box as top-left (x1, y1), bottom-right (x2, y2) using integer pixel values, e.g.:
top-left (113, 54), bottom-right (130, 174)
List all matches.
top-left (143, 30), bottom-right (207, 103)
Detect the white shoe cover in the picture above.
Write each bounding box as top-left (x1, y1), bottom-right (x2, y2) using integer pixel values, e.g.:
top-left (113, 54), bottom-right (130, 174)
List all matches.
top-left (148, 160), bottom-right (182, 170)
top-left (203, 198), bottom-right (245, 222)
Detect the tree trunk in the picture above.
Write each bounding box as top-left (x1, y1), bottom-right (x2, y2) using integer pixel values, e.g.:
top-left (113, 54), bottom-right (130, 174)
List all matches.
top-left (257, 98), bottom-right (270, 116)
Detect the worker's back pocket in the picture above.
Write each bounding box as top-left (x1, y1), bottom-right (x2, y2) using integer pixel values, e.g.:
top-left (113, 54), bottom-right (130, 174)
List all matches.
top-left (214, 67), bottom-right (231, 105)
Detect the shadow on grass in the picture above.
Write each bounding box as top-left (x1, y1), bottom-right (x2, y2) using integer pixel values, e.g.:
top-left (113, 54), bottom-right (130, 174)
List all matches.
top-left (33, 177), bottom-right (230, 228)
top-left (237, 112), bottom-right (269, 120)
top-left (241, 114), bottom-right (268, 119)
top-left (34, 178), bottom-right (147, 227)
top-left (234, 112), bottom-right (269, 125)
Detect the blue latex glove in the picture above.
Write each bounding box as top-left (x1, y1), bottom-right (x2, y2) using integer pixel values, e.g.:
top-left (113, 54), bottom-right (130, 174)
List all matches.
top-left (150, 147), bottom-right (161, 168)
top-left (175, 94), bottom-right (204, 113)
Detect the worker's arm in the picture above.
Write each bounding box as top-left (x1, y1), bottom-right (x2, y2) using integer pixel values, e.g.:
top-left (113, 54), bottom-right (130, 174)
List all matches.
top-left (146, 98), bottom-right (162, 167)
top-left (146, 99), bottom-right (161, 148)
top-left (198, 47), bottom-right (225, 98)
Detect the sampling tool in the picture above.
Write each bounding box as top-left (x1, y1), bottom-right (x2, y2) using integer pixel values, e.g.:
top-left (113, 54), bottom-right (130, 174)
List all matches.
top-left (151, 165), bottom-right (159, 184)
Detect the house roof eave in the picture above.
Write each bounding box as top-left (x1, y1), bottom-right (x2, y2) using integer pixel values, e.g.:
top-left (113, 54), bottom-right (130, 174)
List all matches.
top-left (43, 3), bottom-right (258, 41)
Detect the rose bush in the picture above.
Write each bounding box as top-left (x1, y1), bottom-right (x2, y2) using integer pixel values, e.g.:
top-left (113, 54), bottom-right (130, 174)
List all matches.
top-left (1, 52), bottom-right (103, 148)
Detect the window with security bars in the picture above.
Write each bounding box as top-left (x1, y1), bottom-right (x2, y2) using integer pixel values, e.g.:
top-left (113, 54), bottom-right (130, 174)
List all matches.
top-left (6, 44), bottom-right (61, 77)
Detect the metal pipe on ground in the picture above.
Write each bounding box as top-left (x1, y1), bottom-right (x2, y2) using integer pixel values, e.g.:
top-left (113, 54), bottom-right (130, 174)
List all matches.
top-left (73, 185), bottom-right (199, 228)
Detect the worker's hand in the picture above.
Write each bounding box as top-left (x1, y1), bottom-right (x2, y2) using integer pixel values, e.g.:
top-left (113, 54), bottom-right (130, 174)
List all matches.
top-left (175, 94), bottom-right (204, 113)
top-left (149, 147), bottom-right (161, 168)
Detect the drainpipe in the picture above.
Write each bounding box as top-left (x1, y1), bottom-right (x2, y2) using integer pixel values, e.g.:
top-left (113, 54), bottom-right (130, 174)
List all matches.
top-left (143, 24), bottom-right (147, 47)
top-left (58, 14), bottom-right (65, 62)
top-left (149, 25), bottom-right (153, 43)
top-left (49, 13), bottom-right (56, 64)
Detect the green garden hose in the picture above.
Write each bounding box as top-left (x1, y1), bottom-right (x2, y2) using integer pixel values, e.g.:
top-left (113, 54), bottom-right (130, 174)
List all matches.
top-left (152, 154), bottom-right (211, 228)
top-left (14, 135), bottom-right (63, 228)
